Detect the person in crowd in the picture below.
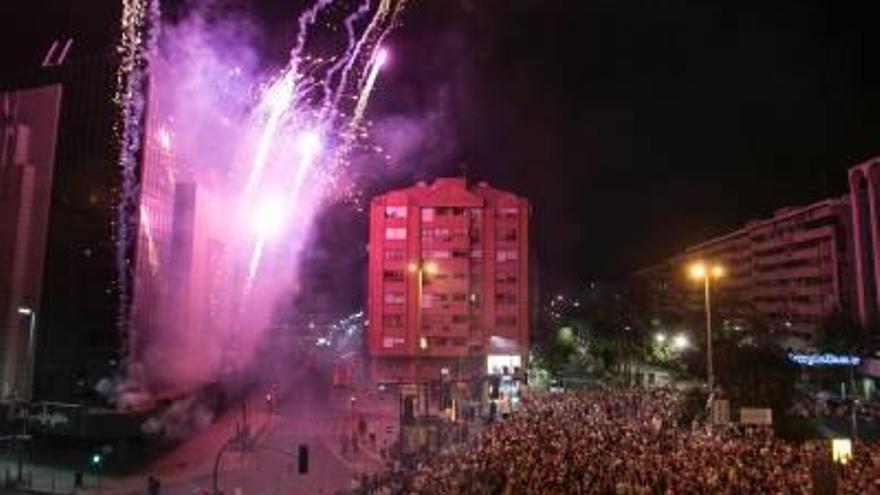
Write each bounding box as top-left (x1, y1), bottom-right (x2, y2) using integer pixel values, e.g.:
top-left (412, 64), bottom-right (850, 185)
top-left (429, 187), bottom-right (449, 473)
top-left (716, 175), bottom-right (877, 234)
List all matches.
top-left (364, 387), bottom-right (880, 494)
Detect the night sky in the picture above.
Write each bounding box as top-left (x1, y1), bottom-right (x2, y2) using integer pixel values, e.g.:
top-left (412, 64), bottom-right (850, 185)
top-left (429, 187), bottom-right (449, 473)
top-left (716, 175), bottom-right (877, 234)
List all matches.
top-left (2, 0), bottom-right (879, 290)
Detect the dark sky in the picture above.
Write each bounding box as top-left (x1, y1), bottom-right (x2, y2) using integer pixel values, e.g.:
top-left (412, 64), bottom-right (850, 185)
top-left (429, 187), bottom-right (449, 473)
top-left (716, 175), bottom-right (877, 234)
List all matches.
top-left (2, 0), bottom-right (879, 290)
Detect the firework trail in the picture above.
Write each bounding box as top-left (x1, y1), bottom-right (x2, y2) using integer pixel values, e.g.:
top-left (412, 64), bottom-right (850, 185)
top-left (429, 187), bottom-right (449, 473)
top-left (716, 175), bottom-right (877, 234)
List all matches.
top-left (114, 0), bottom-right (405, 400)
top-left (115, 0), bottom-right (160, 362)
top-left (330, 0), bottom-right (393, 118)
top-left (320, 0), bottom-right (373, 115)
top-left (290, 0), bottom-right (337, 63)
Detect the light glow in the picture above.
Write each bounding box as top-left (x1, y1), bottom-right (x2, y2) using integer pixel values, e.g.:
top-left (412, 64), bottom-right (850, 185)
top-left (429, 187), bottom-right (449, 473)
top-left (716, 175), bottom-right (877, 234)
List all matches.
top-left (832, 438), bottom-right (853, 465)
top-left (672, 334), bottom-right (690, 350)
top-left (253, 199), bottom-right (286, 238)
top-left (423, 261), bottom-right (439, 275)
top-left (689, 262), bottom-right (706, 280)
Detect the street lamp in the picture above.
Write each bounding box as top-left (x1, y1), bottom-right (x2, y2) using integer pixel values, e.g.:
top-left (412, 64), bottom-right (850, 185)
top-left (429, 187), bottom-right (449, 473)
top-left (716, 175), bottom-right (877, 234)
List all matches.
top-left (409, 261), bottom-right (439, 351)
top-left (17, 307), bottom-right (36, 400)
top-left (672, 333), bottom-right (690, 350)
top-left (654, 333), bottom-right (667, 344)
top-left (688, 261), bottom-right (724, 393)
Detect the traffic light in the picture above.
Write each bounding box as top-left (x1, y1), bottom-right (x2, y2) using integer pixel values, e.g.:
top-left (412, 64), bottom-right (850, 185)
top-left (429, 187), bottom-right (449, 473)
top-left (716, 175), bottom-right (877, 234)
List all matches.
top-left (298, 444), bottom-right (309, 474)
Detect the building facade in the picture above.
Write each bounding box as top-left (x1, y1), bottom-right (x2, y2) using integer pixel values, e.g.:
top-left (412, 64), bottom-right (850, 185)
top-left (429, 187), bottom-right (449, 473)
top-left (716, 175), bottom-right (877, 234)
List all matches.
top-left (849, 158), bottom-right (880, 327)
top-left (635, 163), bottom-right (874, 341)
top-left (0, 55), bottom-right (223, 404)
top-left (0, 85), bottom-right (62, 399)
top-left (368, 178), bottom-right (530, 383)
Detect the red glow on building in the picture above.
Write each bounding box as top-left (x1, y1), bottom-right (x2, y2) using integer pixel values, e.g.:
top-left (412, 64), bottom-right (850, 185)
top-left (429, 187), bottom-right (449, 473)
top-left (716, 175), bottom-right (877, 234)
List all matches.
top-left (367, 178), bottom-right (530, 382)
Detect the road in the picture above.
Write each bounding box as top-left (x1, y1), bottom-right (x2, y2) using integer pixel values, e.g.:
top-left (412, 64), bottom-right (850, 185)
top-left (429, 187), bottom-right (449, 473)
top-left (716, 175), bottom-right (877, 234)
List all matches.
top-left (65, 379), bottom-right (398, 495)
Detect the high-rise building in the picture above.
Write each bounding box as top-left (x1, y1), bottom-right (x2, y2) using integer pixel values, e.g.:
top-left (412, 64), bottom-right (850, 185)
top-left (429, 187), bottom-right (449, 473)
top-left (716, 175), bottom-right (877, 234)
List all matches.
top-left (0, 84), bottom-right (62, 399)
top-left (0, 54), bottom-right (223, 404)
top-left (634, 160), bottom-right (878, 341)
top-left (849, 157), bottom-right (880, 327)
top-left (367, 178), bottom-right (530, 383)
top-left (0, 55), bottom-right (121, 402)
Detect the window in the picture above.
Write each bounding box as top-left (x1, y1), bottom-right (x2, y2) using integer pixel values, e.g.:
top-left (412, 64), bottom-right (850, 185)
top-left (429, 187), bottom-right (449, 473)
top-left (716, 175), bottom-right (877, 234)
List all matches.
top-left (421, 208), bottom-right (435, 222)
top-left (499, 207), bottom-right (519, 219)
top-left (384, 314), bottom-right (404, 328)
top-left (386, 227), bottom-right (407, 240)
top-left (383, 270), bottom-right (404, 282)
top-left (496, 250), bottom-right (519, 262)
top-left (452, 293), bottom-right (468, 302)
top-left (385, 206), bottom-right (407, 219)
top-left (423, 249), bottom-right (450, 259)
top-left (383, 337), bottom-right (405, 348)
top-left (496, 293), bottom-right (517, 305)
top-left (452, 314), bottom-right (468, 324)
top-left (496, 315), bottom-right (517, 326)
top-left (385, 249), bottom-right (405, 261)
top-left (421, 294), bottom-right (434, 308)
top-left (452, 249), bottom-right (469, 259)
top-left (384, 292), bottom-right (405, 304)
top-left (471, 249), bottom-right (483, 259)
top-left (421, 227), bottom-right (451, 242)
top-left (501, 228), bottom-right (518, 241)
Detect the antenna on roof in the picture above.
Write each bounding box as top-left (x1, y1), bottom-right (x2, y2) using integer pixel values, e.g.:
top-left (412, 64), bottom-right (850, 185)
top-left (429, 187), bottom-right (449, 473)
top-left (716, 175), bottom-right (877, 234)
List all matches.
top-left (41, 38), bottom-right (74, 67)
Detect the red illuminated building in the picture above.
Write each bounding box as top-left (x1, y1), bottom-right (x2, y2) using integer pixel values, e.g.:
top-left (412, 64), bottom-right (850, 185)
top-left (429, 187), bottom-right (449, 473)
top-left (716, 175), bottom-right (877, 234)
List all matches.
top-left (368, 178), bottom-right (530, 383)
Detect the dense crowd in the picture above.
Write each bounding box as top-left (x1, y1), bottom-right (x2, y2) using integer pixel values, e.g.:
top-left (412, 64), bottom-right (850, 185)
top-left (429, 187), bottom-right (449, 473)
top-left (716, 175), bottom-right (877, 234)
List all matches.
top-left (361, 387), bottom-right (880, 494)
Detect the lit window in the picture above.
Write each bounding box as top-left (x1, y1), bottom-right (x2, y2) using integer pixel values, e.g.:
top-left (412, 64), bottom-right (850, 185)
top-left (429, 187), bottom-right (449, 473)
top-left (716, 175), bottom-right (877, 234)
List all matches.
top-left (496, 250), bottom-right (519, 262)
top-left (385, 227), bottom-right (407, 240)
top-left (382, 337), bottom-right (405, 348)
top-left (499, 207), bottom-right (519, 218)
top-left (423, 249), bottom-right (450, 259)
top-left (385, 206), bottom-right (408, 219)
top-left (421, 294), bottom-right (434, 309)
top-left (421, 208), bottom-right (435, 222)
top-left (384, 292), bottom-right (405, 304)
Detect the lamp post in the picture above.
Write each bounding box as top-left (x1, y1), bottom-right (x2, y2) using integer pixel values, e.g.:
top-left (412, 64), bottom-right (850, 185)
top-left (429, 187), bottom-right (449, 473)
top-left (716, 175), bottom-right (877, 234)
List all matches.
top-left (17, 307), bottom-right (35, 400)
top-left (688, 261), bottom-right (724, 393)
top-left (408, 260), bottom-right (438, 353)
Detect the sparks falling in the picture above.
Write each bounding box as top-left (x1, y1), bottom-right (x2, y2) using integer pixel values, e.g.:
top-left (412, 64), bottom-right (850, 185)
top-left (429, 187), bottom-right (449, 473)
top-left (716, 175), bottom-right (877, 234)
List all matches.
top-left (113, 0), bottom-right (406, 402)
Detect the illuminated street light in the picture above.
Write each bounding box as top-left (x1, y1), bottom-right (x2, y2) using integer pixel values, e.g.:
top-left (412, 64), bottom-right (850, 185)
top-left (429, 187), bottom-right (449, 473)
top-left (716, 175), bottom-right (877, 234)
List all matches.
top-left (423, 261), bottom-right (439, 276)
top-left (410, 261), bottom-right (439, 352)
top-left (672, 334), bottom-right (690, 350)
top-left (654, 333), bottom-right (667, 344)
top-left (17, 307), bottom-right (32, 315)
top-left (687, 260), bottom-right (725, 394)
top-left (689, 262), bottom-right (706, 280)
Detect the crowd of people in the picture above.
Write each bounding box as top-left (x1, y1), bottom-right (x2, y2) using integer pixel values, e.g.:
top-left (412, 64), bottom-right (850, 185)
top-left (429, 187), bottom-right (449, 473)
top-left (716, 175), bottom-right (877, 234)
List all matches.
top-left (360, 387), bottom-right (880, 494)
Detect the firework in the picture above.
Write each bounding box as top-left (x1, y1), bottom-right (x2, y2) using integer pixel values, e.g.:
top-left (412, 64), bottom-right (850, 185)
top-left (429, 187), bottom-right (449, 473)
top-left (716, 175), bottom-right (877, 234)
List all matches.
top-left (113, 0), bottom-right (408, 397)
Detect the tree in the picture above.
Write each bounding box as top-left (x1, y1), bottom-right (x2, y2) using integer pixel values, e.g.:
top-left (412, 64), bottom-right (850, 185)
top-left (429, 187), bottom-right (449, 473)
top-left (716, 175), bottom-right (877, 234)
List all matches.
top-left (815, 310), bottom-right (876, 355)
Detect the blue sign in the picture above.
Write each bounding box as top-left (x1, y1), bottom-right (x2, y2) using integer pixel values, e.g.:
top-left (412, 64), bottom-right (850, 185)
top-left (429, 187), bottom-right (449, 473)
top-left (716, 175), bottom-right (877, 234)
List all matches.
top-left (788, 353), bottom-right (861, 367)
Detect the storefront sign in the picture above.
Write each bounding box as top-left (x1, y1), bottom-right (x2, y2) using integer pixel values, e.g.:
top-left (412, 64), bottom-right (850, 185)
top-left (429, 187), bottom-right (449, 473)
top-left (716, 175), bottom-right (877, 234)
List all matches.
top-left (788, 353), bottom-right (860, 367)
